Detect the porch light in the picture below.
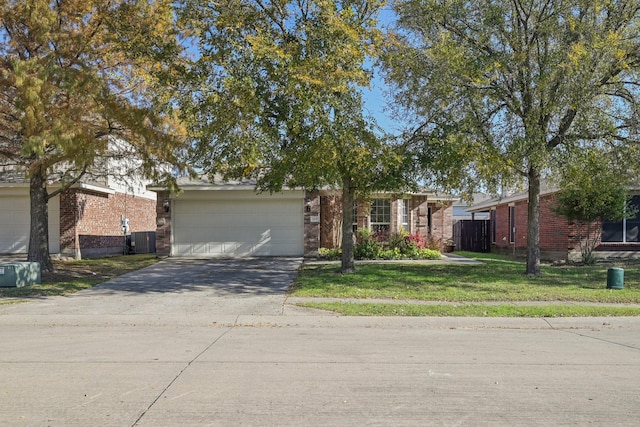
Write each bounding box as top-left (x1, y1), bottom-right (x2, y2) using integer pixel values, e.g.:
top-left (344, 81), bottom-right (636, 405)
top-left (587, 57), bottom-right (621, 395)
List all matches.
top-left (163, 199), bottom-right (170, 213)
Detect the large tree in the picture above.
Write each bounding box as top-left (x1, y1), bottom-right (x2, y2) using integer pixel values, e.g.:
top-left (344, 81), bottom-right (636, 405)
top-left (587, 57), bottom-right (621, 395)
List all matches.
top-left (178, 0), bottom-right (406, 273)
top-left (385, 0), bottom-right (640, 275)
top-left (0, 0), bottom-right (187, 272)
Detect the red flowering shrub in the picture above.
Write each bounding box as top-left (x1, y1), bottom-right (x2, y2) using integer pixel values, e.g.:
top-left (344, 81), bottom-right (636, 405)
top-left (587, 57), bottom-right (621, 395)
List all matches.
top-left (405, 233), bottom-right (425, 249)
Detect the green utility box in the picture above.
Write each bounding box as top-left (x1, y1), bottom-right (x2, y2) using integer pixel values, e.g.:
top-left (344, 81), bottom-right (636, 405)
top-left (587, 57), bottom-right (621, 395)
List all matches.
top-left (0, 262), bottom-right (41, 287)
top-left (606, 267), bottom-right (624, 290)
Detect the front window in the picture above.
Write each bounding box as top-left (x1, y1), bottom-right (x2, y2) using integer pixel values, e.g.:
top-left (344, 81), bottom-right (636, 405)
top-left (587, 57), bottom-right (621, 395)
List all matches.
top-left (353, 201), bottom-right (358, 233)
top-left (401, 199), bottom-right (409, 231)
top-left (602, 196), bottom-right (640, 243)
top-left (509, 206), bottom-right (515, 243)
top-left (370, 198), bottom-right (391, 232)
top-left (491, 209), bottom-right (497, 243)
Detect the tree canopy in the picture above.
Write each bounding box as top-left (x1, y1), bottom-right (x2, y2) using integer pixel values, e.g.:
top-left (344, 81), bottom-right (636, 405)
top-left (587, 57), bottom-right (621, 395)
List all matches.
top-left (0, 0), bottom-right (187, 271)
top-left (178, 0), bottom-right (406, 272)
top-left (553, 148), bottom-right (633, 263)
top-left (384, 0), bottom-right (640, 274)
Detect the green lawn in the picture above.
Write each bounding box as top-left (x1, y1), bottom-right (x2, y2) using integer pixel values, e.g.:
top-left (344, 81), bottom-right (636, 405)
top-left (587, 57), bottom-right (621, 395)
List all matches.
top-left (291, 252), bottom-right (640, 316)
top-left (0, 254), bottom-right (158, 302)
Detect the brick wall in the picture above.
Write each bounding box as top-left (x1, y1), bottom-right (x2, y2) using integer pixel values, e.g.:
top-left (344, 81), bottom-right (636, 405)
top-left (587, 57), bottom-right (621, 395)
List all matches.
top-left (491, 194), bottom-right (573, 260)
top-left (59, 190), bottom-right (79, 257)
top-left (60, 188), bottom-right (156, 258)
top-left (430, 201), bottom-right (454, 242)
top-left (155, 191), bottom-right (172, 256)
top-left (320, 194), bottom-right (340, 248)
top-left (540, 195), bottom-right (572, 252)
top-left (412, 196), bottom-right (429, 237)
top-left (304, 191), bottom-right (321, 254)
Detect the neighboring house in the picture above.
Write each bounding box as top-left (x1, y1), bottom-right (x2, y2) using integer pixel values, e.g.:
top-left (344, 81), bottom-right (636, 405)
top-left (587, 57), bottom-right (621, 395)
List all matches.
top-left (150, 176), bottom-right (457, 257)
top-left (468, 185), bottom-right (640, 261)
top-left (0, 177), bottom-right (157, 259)
top-left (0, 141), bottom-right (158, 258)
top-left (452, 193), bottom-right (491, 222)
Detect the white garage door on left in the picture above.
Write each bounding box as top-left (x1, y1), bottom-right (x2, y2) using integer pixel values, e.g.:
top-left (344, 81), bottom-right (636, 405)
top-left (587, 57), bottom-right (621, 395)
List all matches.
top-left (0, 190), bottom-right (60, 254)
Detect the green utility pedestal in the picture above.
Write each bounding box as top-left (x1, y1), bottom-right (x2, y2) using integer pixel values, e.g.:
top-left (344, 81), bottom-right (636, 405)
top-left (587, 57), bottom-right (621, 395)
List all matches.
top-left (0, 262), bottom-right (41, 287)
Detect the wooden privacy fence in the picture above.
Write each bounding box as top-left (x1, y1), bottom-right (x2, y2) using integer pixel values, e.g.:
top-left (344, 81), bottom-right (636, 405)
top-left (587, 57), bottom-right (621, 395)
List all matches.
top-left (453, 220), bottom-right (490, 253)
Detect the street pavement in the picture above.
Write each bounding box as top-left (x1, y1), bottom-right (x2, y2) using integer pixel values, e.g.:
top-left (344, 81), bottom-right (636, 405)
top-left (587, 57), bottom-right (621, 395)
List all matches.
top-left (1, 257), bottom-right (640, 426)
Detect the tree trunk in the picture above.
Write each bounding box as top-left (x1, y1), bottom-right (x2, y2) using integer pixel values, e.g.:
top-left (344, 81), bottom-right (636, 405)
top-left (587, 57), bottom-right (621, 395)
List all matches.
top-left (340, 177), bottom-right (356, 274)
top-left (28, 169), bottom-right (54, 273)
top-left (526, 167), bottom-right (541, 276)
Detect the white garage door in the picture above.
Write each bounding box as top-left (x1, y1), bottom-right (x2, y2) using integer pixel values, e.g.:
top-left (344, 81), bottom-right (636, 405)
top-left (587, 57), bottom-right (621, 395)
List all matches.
top-left (172, 191), bottom-right (303, 257)
top-left (0, 190), bottom-right (60, 254)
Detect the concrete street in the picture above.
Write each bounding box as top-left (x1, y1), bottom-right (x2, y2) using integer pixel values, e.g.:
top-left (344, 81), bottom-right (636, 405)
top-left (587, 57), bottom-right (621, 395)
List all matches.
top-left (1, 257), bottom-right (639, 426)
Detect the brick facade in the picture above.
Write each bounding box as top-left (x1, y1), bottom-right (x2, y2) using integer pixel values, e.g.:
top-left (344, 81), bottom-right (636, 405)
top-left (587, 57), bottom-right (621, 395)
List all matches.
top-left (317, 192), bottom-right (455, 250)
top-left (60, 188), bottom-right (156, 258)
top-left (303, 191), bottom-right (321, 254)
top-left (490, 194), bottom-right (577, 260)
top-left (155, 191), bottom-right (173, 257)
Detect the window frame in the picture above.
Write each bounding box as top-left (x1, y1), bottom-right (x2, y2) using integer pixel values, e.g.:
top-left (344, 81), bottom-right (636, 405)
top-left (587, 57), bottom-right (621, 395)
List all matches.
top-left (352, 201), bottom-right (358, 233)
top-left (509, 205), bottom-right (515, 244)
top-left (491, 208), bottom-right (497, 244)
top-left (370, 198), bottom-right (391, 232)
top-left (602, 195), bottom-right (640, 243)
top-left (401, 199), bottom-right (409, 232)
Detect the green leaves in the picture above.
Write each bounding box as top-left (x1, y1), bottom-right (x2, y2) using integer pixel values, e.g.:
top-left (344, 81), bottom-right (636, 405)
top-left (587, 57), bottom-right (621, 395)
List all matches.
top-left (387, 0), bottom-right (640, 188)
top-left (1, 0), bottom-right (188, 182)
top-left (179, 0), bottom-right (404, 192)
top-left (553, 149), bottom-right (632, 224)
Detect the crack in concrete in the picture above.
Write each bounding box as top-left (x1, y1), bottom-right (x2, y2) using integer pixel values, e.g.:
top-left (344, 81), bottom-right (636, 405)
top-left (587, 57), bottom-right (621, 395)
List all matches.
top-left (130, 324), bottom-right (235, 426)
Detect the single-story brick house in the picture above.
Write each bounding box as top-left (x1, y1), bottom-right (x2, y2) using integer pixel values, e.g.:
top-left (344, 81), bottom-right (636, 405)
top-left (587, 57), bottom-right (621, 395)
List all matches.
top-left (151, 176), bottom-right (457, 257)
top-left (467, 186), bottom-right (640, 261)
top-left (0, 175), bottom-right (157, 259)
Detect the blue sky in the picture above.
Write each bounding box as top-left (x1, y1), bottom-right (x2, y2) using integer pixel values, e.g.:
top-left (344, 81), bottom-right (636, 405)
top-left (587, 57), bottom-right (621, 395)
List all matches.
top-left (363, 71), bottom-right (405, 135)
top-left (362, 6), bottom-right (407, 136)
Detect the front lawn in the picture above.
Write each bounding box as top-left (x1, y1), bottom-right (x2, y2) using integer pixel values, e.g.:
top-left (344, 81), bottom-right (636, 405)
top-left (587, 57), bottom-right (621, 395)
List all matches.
top-left (291, 252), bottom-right (640, 316)
top-left (0, 254), bottom-right (158, 301)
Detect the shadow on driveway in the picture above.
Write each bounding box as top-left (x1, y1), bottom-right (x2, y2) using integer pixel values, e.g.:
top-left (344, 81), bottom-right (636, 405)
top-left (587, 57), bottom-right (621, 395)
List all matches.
top-left (89, 257), bottom-right (303, 296)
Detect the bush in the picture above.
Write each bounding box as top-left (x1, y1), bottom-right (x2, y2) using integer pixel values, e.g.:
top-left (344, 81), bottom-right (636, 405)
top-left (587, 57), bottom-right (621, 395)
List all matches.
top-left (353, 229), bottom-right (441, 260)
top-left (415, 248), bottom-right (441, 260)
top-left (318, 247), bottom-right (341, 261)
top-left (320, 230), bottom-right (442, 261)
top-left (406, 233), bottom-right (426, 249)
top-left (354, 229), bottom-right (384, 260)
top-left (380, 247), bottom-right (403, 260)
top-left (425, 235), bottom-right (444, 252)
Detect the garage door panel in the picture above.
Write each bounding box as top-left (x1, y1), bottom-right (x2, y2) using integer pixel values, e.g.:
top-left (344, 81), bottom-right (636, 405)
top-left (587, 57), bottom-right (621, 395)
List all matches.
top-left (173, 195), bottom-right (303, 257)
top-left (0, 194), bottom-right (60, 254)
top-left (179, 214), bottom-right (294, 229)
top-left (0, 196), bottom-right (30, 252)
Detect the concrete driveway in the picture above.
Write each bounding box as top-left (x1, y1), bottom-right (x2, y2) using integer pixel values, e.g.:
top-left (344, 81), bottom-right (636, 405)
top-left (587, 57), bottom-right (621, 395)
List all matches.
top-left (1, 257), bottom-right (303, 317)
top-left (2, 257), bottom-right (640, 426)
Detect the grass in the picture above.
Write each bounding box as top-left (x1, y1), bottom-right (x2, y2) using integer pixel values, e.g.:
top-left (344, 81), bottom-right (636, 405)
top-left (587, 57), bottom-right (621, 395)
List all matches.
top-left (0, 254), bottom-right (158, 301)
top-left (291, 252), bottom-right (640, 316)
top-left (298, 302), bottom-right (640, 317)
